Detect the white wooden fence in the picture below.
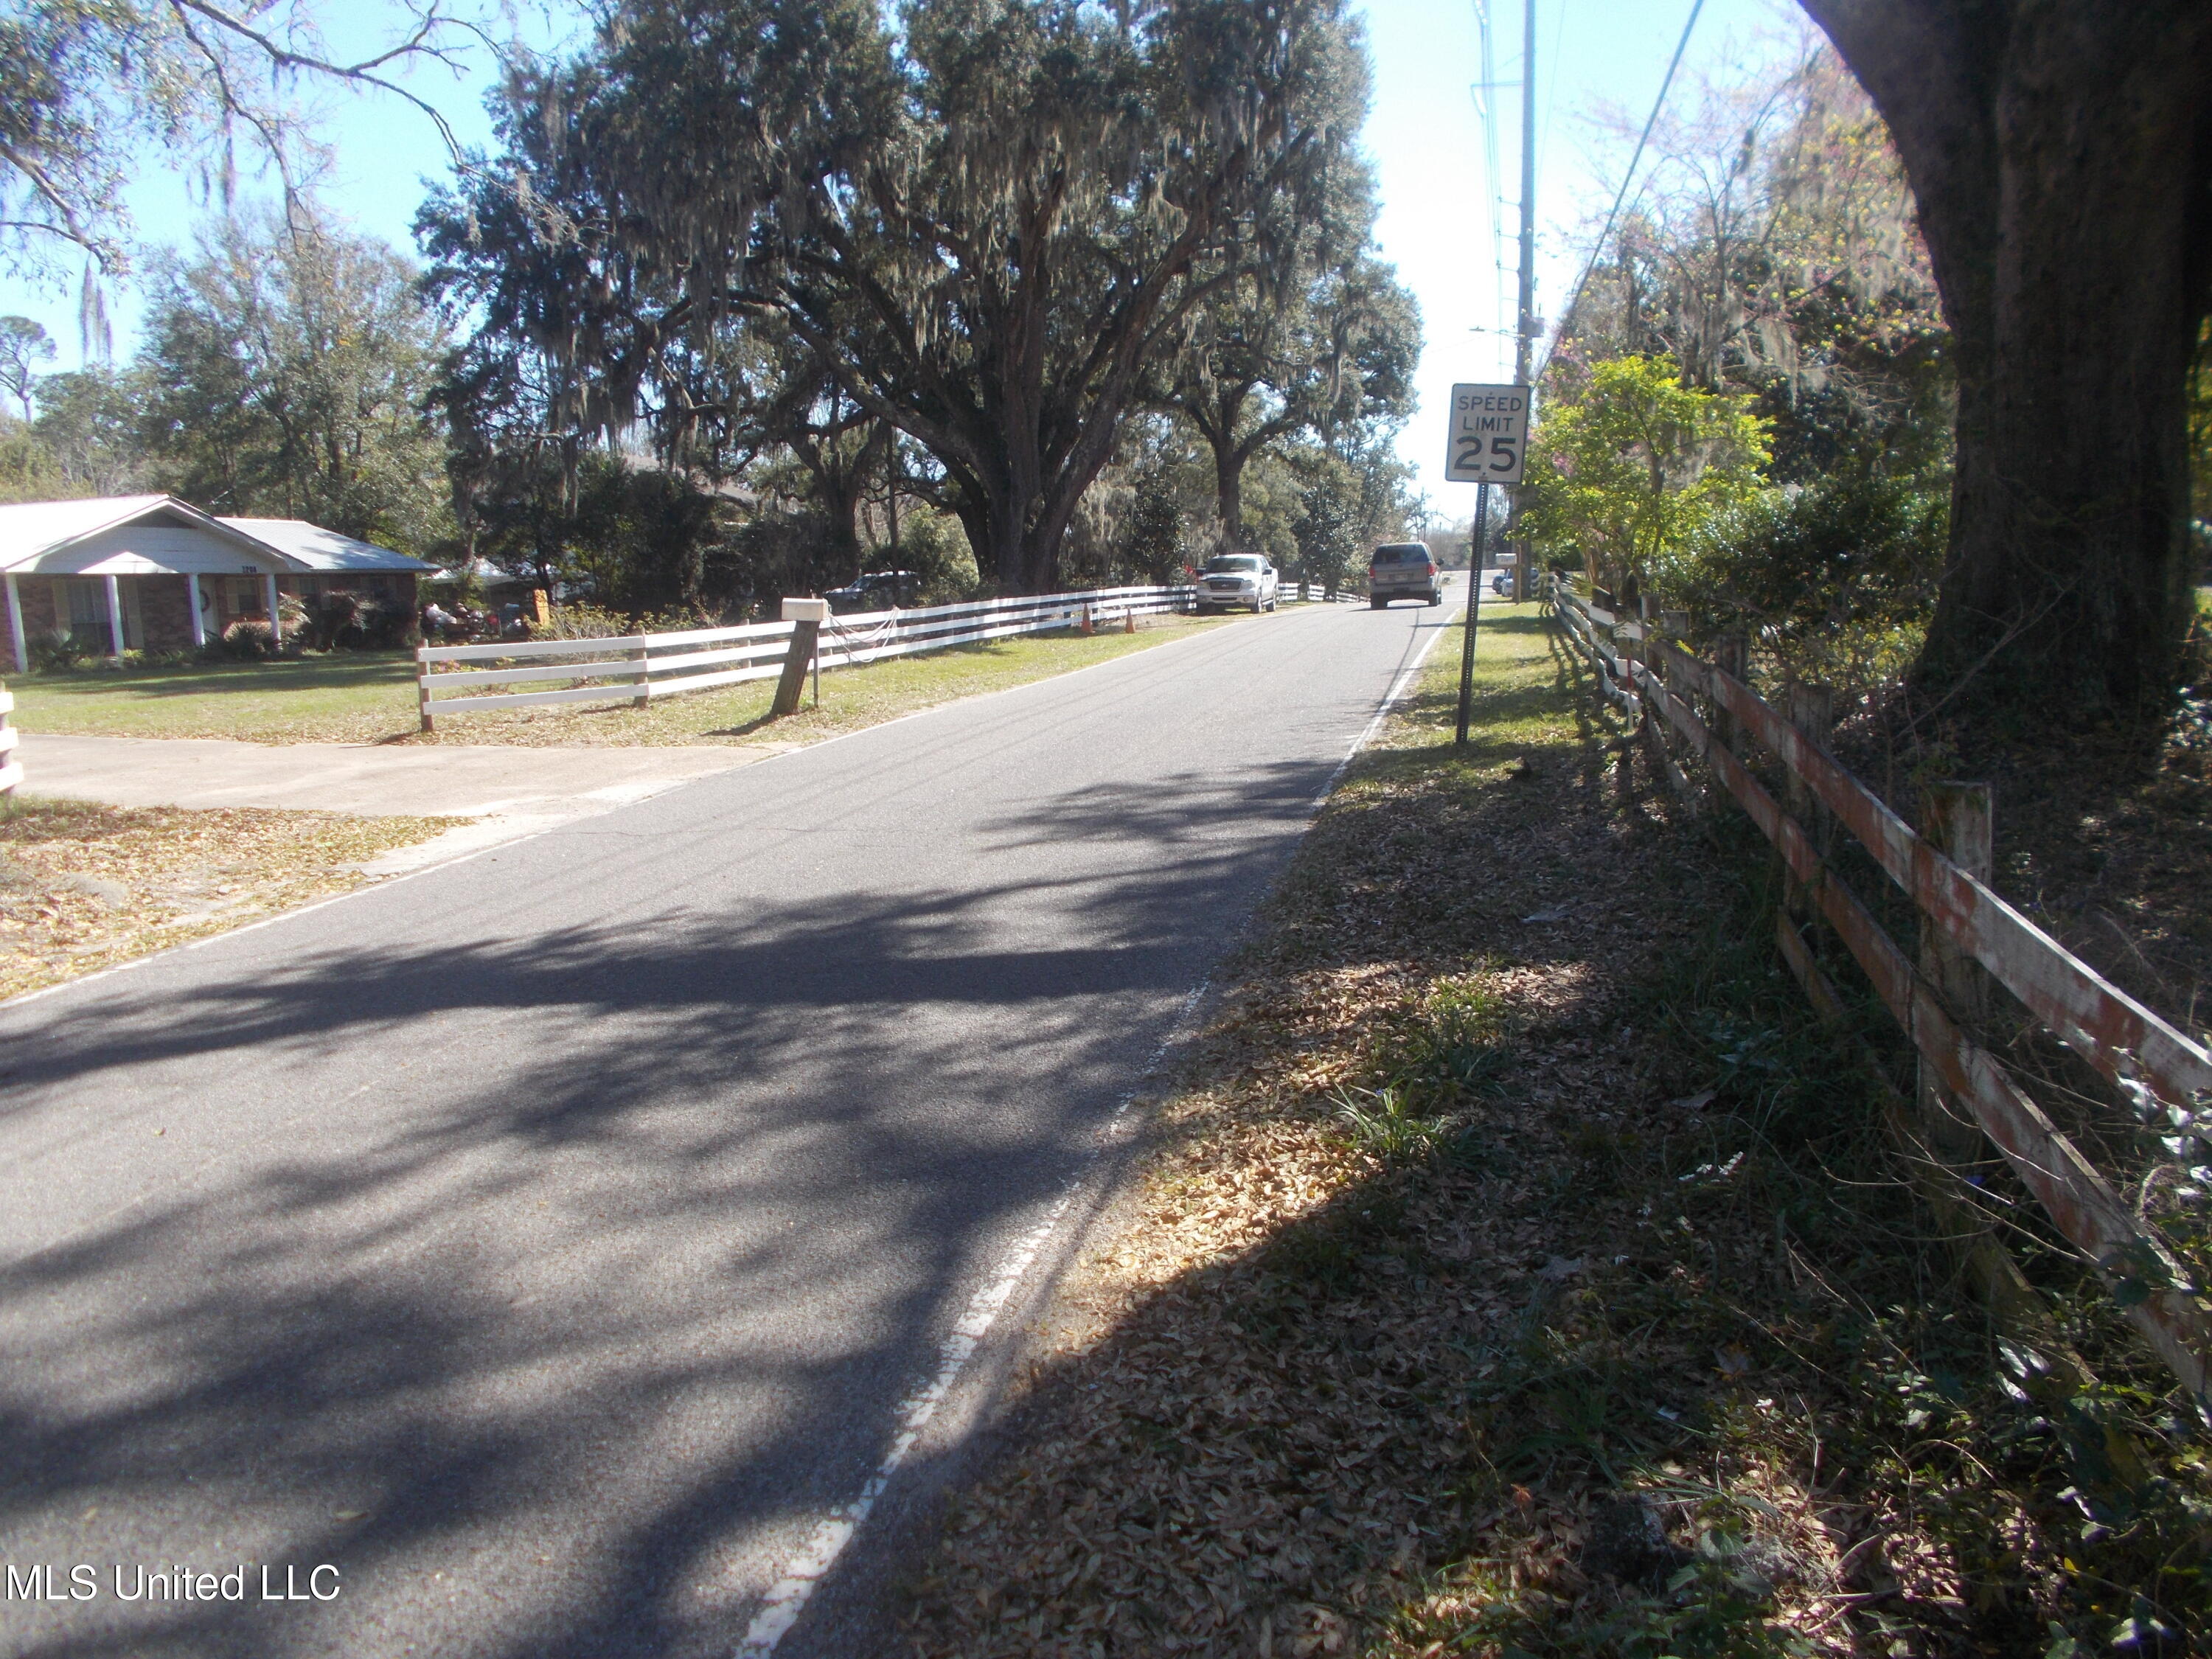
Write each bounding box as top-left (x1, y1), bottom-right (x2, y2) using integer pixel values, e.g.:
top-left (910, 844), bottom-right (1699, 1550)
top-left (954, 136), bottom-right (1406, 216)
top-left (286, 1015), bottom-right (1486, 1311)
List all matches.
top-left (0, 685), bottom-right (17, 796)
top-left (415, 585), bottom-right (1195, 729)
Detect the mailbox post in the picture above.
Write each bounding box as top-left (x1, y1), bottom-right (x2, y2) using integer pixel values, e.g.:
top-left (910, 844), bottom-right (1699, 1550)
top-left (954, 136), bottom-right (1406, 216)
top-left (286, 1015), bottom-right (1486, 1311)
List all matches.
top-left (773, 597), bottom-right (827, 717)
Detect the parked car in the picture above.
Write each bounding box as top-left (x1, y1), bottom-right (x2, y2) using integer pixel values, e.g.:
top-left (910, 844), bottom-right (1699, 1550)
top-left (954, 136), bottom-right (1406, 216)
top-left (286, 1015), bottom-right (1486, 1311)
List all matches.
top-left (1194, 554), bottom-right (1280, 613)
top-left (823, 571), bottom-right (919, 613)
top-left (1490, 568), bottom-right (1512, 597)
top-left (1368, 543), bottom-right (1442, 608)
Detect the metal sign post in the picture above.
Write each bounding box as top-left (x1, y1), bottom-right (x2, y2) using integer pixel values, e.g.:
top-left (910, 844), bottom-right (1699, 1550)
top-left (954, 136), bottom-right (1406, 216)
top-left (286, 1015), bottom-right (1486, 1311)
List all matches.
top-left (1455, 482), bottom-right (1489, 747)
top-left (1446, 383), bottom-right (1529, 745)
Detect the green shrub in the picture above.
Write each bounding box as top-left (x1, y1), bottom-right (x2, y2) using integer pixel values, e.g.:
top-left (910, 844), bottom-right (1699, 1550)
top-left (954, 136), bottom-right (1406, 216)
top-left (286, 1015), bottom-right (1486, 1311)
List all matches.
top-left (1682, 468), bottom-right (1947, 692)
top-left (900, 507), bottom-right (981, 604)
top-left (220, 619), bottom-right (278, 660)
top-left (28, 630), bottom-right (86, 672)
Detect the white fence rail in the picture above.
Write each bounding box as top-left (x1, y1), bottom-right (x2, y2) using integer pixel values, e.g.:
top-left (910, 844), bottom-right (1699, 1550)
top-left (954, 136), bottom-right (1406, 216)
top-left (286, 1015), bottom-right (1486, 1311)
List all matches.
top-left (0, 686), bottom-right (18, 796)
top-left (415, 585), bottom-right (1196, 728)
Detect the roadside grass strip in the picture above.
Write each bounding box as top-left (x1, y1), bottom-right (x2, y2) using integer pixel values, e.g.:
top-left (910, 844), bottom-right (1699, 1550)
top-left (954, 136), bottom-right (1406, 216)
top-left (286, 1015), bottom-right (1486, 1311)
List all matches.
top-left (899, 605), bottom-right (2212, 1657)
top-left (7, 616), bottom-right (1231, 748)
top-left (0, 797), bottom-right (459, 1001)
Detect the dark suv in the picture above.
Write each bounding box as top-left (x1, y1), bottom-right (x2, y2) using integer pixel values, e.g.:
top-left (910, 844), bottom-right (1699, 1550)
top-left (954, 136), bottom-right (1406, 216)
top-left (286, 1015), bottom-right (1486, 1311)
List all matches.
top-left (824, 571), bottom-right (919, 613)
top-left (1368, 543), bottom-right (1441, 608)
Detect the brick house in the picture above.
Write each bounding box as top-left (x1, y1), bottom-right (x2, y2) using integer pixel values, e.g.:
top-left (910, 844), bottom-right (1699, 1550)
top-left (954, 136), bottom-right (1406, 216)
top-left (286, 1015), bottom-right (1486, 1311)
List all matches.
top-left (1, 495), bottom-right (436, 669)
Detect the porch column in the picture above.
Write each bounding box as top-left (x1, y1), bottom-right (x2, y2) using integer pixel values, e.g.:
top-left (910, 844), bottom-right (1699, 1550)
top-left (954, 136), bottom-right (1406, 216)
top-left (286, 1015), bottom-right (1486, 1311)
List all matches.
top-left (263, 573), bottom-right (282, 647)
top-left (4, 573), bottom-right (24, 674)
top-left (104, 573), bottom-right (124, 660)
top-left (187, 572), bottom-right (206, 647)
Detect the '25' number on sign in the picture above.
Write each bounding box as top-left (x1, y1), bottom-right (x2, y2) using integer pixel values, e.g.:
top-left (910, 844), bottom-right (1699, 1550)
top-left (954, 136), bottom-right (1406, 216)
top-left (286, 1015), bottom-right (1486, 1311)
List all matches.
top-left (1455, 434), bottom-right (1520, 475)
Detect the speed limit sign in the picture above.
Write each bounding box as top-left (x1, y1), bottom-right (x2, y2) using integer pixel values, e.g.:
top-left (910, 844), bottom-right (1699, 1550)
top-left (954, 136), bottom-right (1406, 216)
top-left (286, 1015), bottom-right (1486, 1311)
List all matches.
top-left (1445, 383), bottom-right (1531, 484)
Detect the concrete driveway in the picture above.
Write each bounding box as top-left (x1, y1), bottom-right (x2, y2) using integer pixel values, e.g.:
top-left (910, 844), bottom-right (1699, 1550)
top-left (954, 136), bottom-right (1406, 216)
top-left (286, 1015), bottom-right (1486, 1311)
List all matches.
top-left (13, 733), bottom-right (793, 873)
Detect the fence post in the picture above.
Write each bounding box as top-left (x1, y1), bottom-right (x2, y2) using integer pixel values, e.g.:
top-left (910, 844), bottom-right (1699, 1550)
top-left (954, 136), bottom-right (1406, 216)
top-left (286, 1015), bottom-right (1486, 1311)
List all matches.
top-left (1656, 611), bottom-right (1688, 711)
top-left (632, 643), bottom-right (651, 709)
top-left (417, 644), bottom-right (435, 734)
top-left (1919, 782), bottom-right (1996, 1164)
top-left (0, 683), bottom-right (18, 797)
top-left (1781, 681), bottom-right (1834, 928)
top-left (772, 599), bottom-right (826, 717)
top-left (1614, 597), bottom-right (1641, 723)
top-left (1653, 609), bottom-right (1697, 808)
top-left (1710, 633), bottom-right (1748, 759)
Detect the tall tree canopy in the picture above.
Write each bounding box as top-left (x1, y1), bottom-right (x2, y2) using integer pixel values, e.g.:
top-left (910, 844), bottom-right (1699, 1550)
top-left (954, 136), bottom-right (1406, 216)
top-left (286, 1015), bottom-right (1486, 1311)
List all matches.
top-left (1563, 41), bottom-right (1949, 490)
top-left (423, 0), bottom-right (1374, 593)
top-left (1139, 159), bottom-right (1418, 550)
top-left (1155, 248), bottom-right (1417, 552)
top-left (0, 0), bottom-right (476, 292)
top-left (141, 212), bottom-right (453, 552)
top-left (0, 316), bottom-right (54, 420)
top-left (1798, 0), bottom-right (2212, 717)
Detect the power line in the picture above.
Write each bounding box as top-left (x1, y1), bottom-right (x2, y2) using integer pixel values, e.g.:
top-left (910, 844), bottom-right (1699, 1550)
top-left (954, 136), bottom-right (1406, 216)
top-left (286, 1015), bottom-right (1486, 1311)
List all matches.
top-left (1534, 0), bottom-right (1704, 382)
top-left (1539, 0), bottom-right (1567, 204)
top-left (1470, 1), bottom-right (1512, 372)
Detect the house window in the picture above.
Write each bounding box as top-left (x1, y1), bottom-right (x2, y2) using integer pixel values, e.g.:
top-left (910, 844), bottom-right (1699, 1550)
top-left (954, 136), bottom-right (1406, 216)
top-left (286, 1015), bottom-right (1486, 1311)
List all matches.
top-left (226, 576), bottom-right (265, 616)
top-left (59, 578), bottom-right (108, 645)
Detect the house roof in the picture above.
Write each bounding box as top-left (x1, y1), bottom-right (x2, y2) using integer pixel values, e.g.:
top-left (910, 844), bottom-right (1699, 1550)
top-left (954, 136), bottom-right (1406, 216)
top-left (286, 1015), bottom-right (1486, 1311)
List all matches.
top-left (0, 495), bottom-right (182, 566)
top-left (0, 495), bottom-right (431, 575)
top-left (217, 516), bottom-right (436, 574)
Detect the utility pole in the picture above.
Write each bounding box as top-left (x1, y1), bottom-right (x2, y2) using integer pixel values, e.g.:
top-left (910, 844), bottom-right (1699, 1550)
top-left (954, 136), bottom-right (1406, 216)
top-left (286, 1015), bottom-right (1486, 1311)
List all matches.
top-left (1509, 0), bottom-right (1539, 602)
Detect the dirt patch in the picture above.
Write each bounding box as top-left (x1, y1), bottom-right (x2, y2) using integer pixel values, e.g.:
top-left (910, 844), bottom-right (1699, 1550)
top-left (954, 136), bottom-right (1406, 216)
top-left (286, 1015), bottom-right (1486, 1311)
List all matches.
top-left (0, 797), bottom-right (459, 1001)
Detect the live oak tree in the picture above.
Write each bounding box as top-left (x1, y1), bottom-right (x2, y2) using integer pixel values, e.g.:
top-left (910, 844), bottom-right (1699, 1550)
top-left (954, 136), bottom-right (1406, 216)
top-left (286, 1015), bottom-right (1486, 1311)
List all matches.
top-left (426, 0), bottom-right (1372, 594)
top-left (1141, 167), bottom-right (1419, 551)
top-left (0, 0), bottom-right (481, 339)
top-left (1798, 0), bottom-right (2212, 716)
top-left (27, 366), bottom-right (144, 496)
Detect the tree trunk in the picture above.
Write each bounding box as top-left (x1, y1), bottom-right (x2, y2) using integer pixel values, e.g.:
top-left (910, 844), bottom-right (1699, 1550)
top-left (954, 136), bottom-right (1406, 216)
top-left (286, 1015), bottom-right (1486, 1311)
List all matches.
top-left (1213, 436), bottom-right (1245, 552)
top-left (1801, 0), bottom-right (2212, 717)
top-left (1201, 385), bottom-right (1256, 551)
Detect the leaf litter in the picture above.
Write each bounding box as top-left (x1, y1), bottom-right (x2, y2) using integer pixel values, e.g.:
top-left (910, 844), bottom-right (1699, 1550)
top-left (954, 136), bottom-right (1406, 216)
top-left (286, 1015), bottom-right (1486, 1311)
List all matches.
top-left (900, 615), bottom-right (2212, 1656)
top-left (0, 797), bottom-right (458, 1000)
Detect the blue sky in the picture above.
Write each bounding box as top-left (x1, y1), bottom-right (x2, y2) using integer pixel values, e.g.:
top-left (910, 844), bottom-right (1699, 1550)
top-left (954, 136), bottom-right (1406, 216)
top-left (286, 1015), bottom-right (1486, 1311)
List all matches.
top-left (0, 0), bottom-right (1798, 506)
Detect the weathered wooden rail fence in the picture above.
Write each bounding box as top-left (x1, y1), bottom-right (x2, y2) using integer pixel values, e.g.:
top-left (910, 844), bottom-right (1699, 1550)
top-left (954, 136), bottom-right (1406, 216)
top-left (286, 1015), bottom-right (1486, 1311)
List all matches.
top-left (1551, 577), bottom-right (2212, 1413)
top-left (415, 584), bottom-right (1195, 731)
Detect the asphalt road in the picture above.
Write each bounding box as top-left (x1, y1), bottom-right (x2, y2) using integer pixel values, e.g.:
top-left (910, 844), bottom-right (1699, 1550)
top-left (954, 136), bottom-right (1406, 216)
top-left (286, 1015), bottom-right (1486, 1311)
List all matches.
top-left (0, 588), bottom-right (1459, 1659)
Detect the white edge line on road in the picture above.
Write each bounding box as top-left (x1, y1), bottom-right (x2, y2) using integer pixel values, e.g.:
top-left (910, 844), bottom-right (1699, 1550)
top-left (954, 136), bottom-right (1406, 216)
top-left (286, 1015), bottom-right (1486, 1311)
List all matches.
top-left (726, 600), bottom-right (1451, 1655)
top-left (1310, 589), bottom-right (1461, 810)
top-left (0, 610), bottom-right (1298, 1018)
top-left (732, 975), bottom-right (1209, 1658)
top-left (731, 1189), bottom-right (1077, 1659)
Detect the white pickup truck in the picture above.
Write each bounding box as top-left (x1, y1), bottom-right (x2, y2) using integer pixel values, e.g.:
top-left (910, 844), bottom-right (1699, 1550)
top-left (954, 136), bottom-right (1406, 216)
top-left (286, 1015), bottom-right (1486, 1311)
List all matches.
top-left (1194, 554), bottom-right (1281, 613)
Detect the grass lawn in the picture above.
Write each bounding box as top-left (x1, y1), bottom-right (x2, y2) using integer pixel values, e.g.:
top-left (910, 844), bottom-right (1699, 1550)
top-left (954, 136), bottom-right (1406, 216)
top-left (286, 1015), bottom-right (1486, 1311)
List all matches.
top-left (0, 797), bottom-right (458, 1001)
top-left (4, 613), bottom-right (1237, 747)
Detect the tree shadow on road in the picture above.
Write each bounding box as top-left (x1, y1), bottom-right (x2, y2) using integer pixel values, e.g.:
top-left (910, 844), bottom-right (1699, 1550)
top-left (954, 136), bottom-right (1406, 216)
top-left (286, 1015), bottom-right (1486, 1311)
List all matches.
top-left (0, 747), bottom-right (1357, 1659)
